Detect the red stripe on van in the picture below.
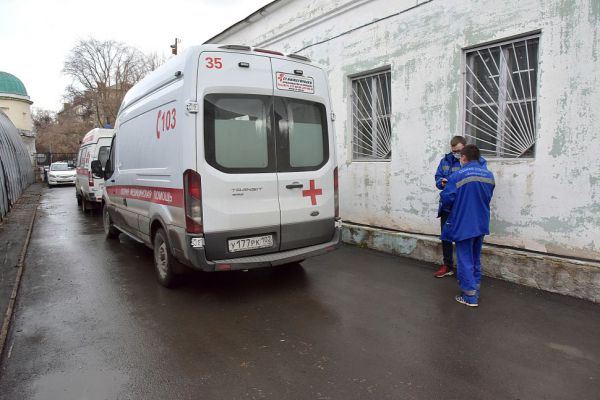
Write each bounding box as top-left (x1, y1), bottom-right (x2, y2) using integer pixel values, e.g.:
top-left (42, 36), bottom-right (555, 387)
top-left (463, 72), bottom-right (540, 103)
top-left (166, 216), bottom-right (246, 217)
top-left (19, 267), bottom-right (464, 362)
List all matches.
top-left (106, 185), bottom-right (184, 207)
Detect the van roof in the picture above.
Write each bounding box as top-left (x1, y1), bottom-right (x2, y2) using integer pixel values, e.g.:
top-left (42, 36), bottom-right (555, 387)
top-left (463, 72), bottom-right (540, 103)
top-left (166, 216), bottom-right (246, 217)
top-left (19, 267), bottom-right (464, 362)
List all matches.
top-left (81, 128), bottom-right (114, 146)
top-left (118, 44), bottom-right (321, 117)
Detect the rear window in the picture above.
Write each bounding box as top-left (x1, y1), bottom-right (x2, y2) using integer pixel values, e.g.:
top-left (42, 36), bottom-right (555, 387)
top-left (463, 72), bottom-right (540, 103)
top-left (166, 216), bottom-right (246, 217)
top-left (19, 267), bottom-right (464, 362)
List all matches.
top-left (204, 94), bottom-right (275, 173)
top-left (204, 95), bottom-right (328, 173)
top-left (279, 98), bottom-right (328, 171)
top-left (97, 146), bottom-right (110, 167)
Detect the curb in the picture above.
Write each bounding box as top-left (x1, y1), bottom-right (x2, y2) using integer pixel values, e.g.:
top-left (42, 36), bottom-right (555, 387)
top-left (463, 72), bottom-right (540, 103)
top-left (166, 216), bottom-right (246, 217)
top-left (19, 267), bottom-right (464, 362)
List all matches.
top-left (0, 201), bottom-right (38, 362)
top-left (342, 222), bottom-right (600, 303)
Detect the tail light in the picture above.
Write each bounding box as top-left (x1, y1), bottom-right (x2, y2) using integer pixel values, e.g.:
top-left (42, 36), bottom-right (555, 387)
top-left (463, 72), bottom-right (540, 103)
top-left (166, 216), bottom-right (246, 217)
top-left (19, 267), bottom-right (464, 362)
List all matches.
top-left (183, 169), bottom-right (203, 234)
top-left (88, 169), bottom-right (94, 187)
top-left (334, 167), bottom-right (339, 219)
top-left (254, 48), bottom-right (284, 56)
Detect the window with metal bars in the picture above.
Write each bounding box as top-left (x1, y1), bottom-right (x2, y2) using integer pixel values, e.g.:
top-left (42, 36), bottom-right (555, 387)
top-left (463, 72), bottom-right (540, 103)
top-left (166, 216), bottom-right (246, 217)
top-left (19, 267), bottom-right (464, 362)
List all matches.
top-left (464, 35), bottom-right (539, 158)
top-left (351, 69), bottom-right (392, 161)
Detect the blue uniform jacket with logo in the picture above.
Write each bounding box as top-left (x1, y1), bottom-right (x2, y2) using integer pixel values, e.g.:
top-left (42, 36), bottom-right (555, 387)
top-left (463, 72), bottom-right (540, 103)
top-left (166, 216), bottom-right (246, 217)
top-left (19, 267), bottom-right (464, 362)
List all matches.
top-left (435, 153), bottom-right (487, 217)
top-left (440, 161), bottom-right (495, 242)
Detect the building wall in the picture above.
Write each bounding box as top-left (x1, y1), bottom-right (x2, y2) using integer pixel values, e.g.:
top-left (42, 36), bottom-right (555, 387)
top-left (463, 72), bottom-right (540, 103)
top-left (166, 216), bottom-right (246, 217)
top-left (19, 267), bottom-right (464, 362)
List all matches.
top-left (0, 97), bottom-right (33, 131)
top-left (0, 97), bottom-right (36, 161)
top-left (211, 0), bottom-right (600, 260)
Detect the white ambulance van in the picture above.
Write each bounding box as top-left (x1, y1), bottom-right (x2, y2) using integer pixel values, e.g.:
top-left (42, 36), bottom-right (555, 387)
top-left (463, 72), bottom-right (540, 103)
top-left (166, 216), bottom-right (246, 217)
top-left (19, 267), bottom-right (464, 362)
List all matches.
top-left (76, 128), bottom-right (114, 212)
top-left (92, 44), bottom-right (341, 287)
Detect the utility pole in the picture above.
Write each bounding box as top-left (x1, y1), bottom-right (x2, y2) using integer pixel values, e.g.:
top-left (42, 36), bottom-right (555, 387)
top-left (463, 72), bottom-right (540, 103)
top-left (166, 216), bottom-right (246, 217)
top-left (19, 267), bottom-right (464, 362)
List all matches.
top-left (170, 38), bottom-right (180, 55)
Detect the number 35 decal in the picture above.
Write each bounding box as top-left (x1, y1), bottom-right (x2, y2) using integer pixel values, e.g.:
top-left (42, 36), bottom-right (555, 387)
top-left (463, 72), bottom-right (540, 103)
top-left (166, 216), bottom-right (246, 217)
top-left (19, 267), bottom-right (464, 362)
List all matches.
top-left (156, 108), bottom-right (176, 139)
top-left (205, 57), bottom-right (223, 69)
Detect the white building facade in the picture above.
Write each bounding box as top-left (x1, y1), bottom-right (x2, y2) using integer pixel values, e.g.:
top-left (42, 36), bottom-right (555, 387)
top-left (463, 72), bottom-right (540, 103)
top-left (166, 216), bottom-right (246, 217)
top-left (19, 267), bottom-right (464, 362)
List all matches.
top-left (209, 0), bottom-right (600, 264)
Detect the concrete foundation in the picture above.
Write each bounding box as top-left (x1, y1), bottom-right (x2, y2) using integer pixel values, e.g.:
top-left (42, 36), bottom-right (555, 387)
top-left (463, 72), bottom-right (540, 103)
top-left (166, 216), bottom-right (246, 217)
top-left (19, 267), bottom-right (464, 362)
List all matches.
top-left (342, 222), bottom-right (600, 303)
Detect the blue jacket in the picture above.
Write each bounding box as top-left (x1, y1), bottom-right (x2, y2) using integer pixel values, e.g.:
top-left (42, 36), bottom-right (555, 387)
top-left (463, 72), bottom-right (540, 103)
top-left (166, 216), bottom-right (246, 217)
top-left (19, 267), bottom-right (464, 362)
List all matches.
top-left (435, 153), bottom-right (487, 216)
top-left (440, 161), bottom-right (495, 242)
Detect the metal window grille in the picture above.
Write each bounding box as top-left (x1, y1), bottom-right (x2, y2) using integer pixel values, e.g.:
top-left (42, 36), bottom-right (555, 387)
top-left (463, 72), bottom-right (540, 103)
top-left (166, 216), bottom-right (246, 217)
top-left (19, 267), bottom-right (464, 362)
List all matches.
top-left (464, 36), bottom-right (539, 158)
top-left (351, 70), bottom-right (392, 160)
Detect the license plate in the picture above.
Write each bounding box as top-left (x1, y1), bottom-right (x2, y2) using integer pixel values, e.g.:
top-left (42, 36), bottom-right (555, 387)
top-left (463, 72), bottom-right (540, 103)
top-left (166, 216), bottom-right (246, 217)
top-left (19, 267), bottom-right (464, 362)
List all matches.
top-left (228, 235), bottom-right (273, 253)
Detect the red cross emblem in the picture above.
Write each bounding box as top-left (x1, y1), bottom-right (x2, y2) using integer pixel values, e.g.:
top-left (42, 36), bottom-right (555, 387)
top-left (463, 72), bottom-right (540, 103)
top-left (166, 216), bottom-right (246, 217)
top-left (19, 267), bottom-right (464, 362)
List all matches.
top-left (302, 179), bottom-right (322, 206)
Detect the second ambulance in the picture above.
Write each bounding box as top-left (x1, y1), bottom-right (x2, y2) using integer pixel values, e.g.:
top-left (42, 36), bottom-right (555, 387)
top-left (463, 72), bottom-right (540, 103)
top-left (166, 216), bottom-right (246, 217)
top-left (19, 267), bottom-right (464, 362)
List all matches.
top-left (94, 44), bottom-right (341, 287)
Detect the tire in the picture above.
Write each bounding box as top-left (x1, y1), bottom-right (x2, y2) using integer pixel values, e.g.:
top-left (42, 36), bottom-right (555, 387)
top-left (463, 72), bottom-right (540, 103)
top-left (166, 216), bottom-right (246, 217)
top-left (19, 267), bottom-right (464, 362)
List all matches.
top-left (103, 205), bottom-right (119, 239)
top-left (153, 228), bottom-right (181, 288)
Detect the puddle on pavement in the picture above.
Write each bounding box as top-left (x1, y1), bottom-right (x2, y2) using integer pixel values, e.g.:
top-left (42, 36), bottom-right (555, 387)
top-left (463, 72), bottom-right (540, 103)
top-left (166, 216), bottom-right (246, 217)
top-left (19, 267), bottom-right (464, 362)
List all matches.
top-left (31, 369), bottom-right (129, 400)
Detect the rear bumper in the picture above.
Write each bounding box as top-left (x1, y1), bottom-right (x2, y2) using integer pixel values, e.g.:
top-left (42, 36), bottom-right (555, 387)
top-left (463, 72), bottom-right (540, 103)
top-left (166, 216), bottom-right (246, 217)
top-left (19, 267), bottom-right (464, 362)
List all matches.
top-left (85, 190), bottom-right (103, 203)
top-left (181, 226), bottom-right (342, 272)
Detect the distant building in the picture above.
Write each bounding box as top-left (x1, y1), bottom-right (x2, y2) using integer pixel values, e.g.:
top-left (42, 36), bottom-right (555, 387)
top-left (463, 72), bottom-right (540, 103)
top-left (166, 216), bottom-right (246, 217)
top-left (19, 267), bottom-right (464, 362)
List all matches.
top-left (0, 71), bottom-right (36, 162)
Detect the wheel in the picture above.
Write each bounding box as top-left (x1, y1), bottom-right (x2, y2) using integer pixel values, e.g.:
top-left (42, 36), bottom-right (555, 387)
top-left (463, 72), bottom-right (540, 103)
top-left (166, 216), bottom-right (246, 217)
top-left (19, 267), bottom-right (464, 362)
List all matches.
top-left (153, 228), bottom-right (181, 288)
top-left (103, 205), bottom-right (119, 239)
top-left (81, 197), bottom-right (89, 213)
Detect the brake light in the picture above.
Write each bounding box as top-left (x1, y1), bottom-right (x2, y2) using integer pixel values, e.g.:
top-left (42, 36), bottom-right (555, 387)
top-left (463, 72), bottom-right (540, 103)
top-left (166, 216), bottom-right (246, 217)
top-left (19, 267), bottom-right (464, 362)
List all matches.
top-left (254, 48), bottom-right (284, 56)
top-left (219, 45), bottom-right (251, 51)
top-left (183, 169), bottom-right (203, 234)
top-left (88, 169), bottom-right (94, 187)
top-left (334, 167), bottom-right (339, 219)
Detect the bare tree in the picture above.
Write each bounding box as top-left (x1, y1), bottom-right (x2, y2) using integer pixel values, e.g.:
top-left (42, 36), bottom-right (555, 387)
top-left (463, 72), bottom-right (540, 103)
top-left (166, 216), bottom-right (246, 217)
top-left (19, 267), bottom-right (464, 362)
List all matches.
top-left (32, 108), bottom-right (56, 132)
top-left (33, 107), bottom-right (95, 154)
top-left (63, 38), bottom-right (162, 127)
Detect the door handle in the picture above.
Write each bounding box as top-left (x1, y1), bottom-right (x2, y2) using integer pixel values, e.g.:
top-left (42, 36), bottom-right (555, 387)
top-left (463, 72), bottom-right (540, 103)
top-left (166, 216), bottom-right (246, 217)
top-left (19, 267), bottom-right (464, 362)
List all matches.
top-left (286, 182), bottom-right (304, 189)
top-left (110, 179), bottom-right (115, 182)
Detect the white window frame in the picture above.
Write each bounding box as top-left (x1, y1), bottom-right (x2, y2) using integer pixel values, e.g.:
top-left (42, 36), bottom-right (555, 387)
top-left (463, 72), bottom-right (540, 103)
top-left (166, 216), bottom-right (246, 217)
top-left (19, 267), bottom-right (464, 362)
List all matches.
top-left (462, 33), bottom-right (540, 159)
top-left (350, 68), bottom-right (392, 162)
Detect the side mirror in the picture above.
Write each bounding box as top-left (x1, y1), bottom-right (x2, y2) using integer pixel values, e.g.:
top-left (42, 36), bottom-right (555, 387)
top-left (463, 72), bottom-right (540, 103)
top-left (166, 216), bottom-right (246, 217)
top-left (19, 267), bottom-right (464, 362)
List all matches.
top-left (90, 160), bottom-right (103, 178)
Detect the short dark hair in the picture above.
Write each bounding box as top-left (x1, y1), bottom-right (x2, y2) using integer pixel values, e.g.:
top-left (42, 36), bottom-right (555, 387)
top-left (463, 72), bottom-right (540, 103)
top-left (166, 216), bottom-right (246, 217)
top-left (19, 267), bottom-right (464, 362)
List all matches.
top-left (450, 136), bottom-right (467, 147)
top-left (461, 144), bottom-right (480, 162)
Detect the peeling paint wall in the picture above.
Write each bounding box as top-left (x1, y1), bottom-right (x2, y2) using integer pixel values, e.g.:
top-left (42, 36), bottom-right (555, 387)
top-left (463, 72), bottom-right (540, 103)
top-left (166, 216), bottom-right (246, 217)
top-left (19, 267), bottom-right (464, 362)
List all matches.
top-left (212, 0), bottom-right (600, 260)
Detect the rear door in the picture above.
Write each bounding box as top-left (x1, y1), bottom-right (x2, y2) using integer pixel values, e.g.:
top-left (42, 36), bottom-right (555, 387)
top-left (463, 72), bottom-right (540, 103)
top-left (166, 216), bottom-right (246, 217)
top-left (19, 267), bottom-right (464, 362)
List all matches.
top-left (86, 138), bottom-right (111, 202)
top-left (271, 59), bottom-right (336, 250)
top-left (104, 135), bottom-right (127, 228)
top-left (94, 138), bottom-right (111, 187)
top-left (199, 51), bottom-right (281, 260)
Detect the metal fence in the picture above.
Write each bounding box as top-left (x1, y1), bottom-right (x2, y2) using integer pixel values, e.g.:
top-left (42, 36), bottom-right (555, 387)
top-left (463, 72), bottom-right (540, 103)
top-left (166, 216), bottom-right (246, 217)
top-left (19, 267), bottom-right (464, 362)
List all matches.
top-left (0, 111), bottom-right (35, 220)
top-left (34, 152), bottom-right (77, 166)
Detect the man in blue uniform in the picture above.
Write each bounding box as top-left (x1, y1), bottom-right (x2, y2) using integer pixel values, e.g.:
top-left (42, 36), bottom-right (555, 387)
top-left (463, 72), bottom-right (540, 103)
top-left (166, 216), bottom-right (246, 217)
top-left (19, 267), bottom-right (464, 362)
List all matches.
top-left (433, 136), bottom-right (466, 278)
top-left (440, 144), bottom-right (495, 307)
top-left (434, 136), bottom-right (487, 278)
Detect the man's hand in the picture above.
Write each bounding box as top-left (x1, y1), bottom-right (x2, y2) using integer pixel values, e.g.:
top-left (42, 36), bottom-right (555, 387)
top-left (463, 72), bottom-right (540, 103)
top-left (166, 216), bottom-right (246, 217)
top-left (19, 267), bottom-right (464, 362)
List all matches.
top-left (441, 178), bottom-right (448, 187)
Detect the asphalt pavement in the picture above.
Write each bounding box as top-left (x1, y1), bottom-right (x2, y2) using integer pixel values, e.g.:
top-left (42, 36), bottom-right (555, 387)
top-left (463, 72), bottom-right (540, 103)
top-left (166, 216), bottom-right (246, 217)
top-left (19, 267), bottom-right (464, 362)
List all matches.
top-left (0, 186), bottom-right (599, 400)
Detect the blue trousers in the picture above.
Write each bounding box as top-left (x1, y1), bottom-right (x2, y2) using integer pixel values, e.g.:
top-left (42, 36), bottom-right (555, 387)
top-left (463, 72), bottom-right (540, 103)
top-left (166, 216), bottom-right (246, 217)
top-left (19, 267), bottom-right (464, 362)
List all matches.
top-left (440, 212), bottom-right (454, 267)
top-left (455, 236), bottom-right (484, 303)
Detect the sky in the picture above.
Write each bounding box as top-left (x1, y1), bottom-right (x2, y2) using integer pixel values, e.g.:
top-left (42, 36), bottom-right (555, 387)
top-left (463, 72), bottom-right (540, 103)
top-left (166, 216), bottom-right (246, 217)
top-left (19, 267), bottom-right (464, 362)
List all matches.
top-left (0, 0), bottom-right (272, 111)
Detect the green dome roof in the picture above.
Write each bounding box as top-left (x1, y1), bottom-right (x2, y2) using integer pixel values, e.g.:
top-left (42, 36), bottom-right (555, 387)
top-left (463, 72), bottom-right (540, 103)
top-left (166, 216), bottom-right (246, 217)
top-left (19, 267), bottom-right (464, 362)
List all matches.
top-left (0, 71), bottom-right (28, 97)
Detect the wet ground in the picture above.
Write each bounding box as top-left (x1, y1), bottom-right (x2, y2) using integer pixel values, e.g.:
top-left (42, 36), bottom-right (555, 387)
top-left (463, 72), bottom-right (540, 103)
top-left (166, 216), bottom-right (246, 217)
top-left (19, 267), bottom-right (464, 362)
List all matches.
top-left (0, 184), bottom-right (42, 337)
top-left (0, 186), bottom-right (599, 400)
